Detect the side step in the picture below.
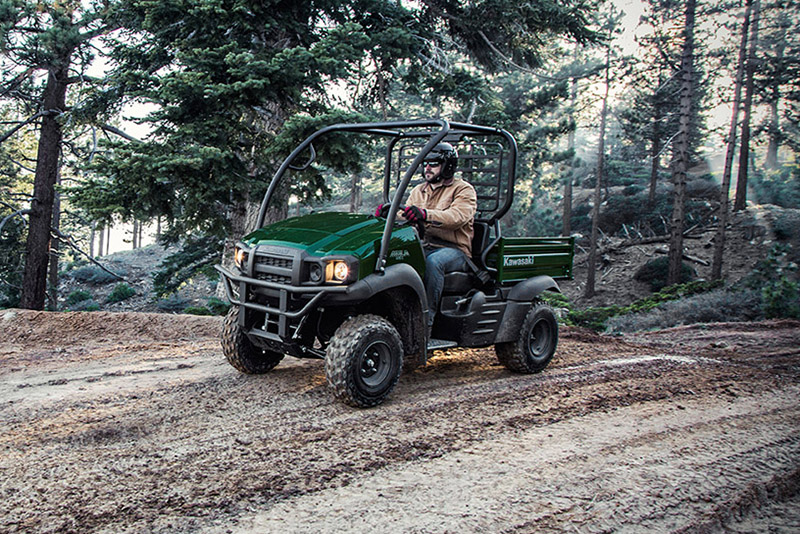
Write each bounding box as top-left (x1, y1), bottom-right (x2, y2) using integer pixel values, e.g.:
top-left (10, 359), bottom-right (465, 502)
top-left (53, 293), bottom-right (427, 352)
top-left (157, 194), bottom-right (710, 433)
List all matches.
top-left (427, 338), bottom-right (458, 351)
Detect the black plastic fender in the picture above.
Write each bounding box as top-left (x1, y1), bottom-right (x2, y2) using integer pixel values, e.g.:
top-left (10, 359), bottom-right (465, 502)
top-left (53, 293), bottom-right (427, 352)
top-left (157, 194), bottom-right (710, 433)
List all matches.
top-left (335, 263), bottom-right (428, 311)
top-left (507, 275), bottom-right (561, 302)
top-left (495, 275), bottom-right (561, 344)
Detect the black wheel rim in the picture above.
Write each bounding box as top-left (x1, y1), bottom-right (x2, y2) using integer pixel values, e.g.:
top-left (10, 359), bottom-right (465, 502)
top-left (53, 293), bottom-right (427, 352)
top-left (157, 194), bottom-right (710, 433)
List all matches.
top-left (528, 319), bottom-right (552, 358)
top-left (358, 340), bottom-right (392, 389)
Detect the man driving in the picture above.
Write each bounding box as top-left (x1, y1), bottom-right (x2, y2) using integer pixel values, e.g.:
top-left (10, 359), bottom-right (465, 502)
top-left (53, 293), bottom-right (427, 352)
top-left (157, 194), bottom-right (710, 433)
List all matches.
top-left (393, 143), bottom-right (478, 334)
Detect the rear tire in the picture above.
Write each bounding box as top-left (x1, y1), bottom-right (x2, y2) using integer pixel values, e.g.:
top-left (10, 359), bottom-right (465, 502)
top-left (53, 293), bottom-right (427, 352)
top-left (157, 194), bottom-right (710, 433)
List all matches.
top-left (495, 301), bottom-right (558, 373)
top-left (221, 307), bottom-right (284, 374)
top-left (325, 314), bottom-right (403, 408)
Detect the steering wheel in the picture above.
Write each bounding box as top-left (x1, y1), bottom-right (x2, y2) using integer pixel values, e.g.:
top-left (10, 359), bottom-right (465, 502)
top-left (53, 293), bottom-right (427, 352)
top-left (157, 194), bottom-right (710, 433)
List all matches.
top-left (395, 205), bottom-right (425, 239)
top-left (376, 205), bottom-right (425, 239)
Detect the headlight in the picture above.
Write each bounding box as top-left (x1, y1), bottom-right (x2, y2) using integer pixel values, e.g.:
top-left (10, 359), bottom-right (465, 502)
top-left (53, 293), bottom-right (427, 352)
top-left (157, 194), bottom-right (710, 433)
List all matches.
top-left (234, 246), bottom-right (247, 269)
top-left (324, 258), bottom-right (357, 284)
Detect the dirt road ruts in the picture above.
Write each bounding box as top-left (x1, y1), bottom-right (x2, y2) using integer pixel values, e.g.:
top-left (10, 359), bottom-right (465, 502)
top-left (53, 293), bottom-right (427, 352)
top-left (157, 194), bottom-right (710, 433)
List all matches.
top-left (1, 311), bottom-right (798, 533)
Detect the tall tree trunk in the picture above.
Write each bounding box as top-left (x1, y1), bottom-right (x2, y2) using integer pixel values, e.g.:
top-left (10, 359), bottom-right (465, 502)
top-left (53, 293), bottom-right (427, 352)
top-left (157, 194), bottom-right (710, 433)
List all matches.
top-left (562, 76), bottom-right (578, 237)
top-left (765, 11), bottom-right (787, 171)
top-left (648, 101), bottom-right (661, 205)
top-left (98, 224), bottom-right (105, 258)
top-left (349, 174), bottom-right (362, 213)
top-left (584, 44), bottom-right (611, 299)
top-left (47, 170), bottom-right (62, 311)
top-left (89, 223), bottom-right (96, 259)
top-left (712, 0), bottom-right (752, 281)
top-left (20, 57), bottom-right (71, 310)
top-left (734, 0), bottom-right (761, 212)
top-left (667, 0), bottom-right (697, 287)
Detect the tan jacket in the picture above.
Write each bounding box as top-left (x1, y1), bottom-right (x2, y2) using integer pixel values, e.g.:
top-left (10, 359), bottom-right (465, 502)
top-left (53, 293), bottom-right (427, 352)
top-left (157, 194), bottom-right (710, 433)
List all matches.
top-left (407, 177), bottom-right (477, 255)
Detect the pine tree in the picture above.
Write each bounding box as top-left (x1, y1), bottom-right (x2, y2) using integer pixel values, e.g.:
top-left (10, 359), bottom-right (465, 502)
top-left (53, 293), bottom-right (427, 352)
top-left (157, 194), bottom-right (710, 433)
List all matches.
top-left (75, 0), bottom-right (599, 288)
top-left (1, 0), bottom-right (116, 309)
top-left (667, 0), bottom-right (698, 286)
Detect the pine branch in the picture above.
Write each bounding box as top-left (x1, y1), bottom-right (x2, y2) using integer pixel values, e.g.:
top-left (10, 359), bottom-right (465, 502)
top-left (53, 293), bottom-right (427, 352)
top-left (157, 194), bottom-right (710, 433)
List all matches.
top-left (100, 124), bottom-right (142, 143)
top-left (0, 110), bottom-right (60, 144)
top-left (51, 228), bottom-right (127, 281)
top-left (0, 209), bottom-right (31, 236)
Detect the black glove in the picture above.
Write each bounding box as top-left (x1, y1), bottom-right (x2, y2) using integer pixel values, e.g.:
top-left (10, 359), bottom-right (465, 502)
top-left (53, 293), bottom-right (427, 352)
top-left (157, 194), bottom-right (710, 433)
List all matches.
top-left (403, 205), bottom-right (427, 223)
top-left (374, 203), bottom-right (391, 217)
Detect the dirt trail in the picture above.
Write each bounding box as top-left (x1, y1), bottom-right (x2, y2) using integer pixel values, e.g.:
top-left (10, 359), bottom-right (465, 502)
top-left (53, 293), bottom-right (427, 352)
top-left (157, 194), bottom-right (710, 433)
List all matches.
top-left (1, 310), bottom-right (799, 533)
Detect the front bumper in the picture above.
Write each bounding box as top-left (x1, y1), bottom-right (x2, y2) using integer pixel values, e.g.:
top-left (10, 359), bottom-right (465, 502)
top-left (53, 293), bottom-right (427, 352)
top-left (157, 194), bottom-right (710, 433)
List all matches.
top-left (216, 264), bottom-right (352, 352)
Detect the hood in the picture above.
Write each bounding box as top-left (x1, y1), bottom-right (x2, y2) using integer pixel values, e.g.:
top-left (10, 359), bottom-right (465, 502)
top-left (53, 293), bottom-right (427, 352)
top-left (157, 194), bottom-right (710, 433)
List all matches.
top-left (241, 212), bottom-right (385, 258)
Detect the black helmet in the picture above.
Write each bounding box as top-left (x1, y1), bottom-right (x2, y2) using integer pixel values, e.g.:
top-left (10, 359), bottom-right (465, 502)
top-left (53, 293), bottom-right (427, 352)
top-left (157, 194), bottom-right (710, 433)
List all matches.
top-left (423, 142), bottom-right (458, 181)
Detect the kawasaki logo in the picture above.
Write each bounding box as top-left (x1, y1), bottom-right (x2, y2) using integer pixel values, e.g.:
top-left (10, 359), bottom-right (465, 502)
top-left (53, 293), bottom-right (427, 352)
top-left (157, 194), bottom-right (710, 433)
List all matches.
top-left (504, 255), bottom-right (536, 267)
top-left (390, 249), bottom-right (410, 261)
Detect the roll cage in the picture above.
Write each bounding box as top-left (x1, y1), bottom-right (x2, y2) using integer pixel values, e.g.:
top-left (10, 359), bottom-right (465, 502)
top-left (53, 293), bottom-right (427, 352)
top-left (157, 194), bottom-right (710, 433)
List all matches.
top-left (256, 119), bottom-right (518, 275)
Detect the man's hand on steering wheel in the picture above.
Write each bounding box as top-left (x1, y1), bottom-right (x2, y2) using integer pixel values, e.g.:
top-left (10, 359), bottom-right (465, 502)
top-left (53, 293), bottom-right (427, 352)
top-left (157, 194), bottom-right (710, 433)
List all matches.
top-left (402, 205), bottom-right (426, 223)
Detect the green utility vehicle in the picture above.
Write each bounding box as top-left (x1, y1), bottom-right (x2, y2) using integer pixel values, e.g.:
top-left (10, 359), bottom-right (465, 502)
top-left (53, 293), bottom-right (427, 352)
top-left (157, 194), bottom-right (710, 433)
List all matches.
top-left (216, 120), bottom-right (574, 407)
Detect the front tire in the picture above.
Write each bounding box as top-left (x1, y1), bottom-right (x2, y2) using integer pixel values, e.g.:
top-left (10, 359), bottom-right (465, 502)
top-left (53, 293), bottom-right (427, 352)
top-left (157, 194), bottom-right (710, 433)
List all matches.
top-left (495, 301), bottom-right (558, 373)
top-left (221, 307), bottom-right (284, 374)
top-left (325, 314), bottom-right (403, 408)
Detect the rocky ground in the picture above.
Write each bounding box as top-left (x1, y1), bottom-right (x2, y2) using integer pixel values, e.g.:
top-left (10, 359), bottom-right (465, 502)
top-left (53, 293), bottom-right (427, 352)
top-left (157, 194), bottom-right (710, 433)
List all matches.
top-left (1, 310), bottom-right (799, 533)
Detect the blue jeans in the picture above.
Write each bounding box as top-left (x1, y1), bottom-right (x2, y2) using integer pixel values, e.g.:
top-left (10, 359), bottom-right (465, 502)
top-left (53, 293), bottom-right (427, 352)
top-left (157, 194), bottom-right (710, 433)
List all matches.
top-left (424, 246), bottom-right (469, 329)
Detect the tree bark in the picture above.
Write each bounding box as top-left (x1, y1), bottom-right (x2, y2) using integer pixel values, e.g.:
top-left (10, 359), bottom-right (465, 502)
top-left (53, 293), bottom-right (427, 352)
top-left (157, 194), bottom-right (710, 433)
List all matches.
top-left (648, 104), bottom-right (661, 205)
top-left (47, 170), bottom-right (62, 311)
top-left (97, 224), bottom-right (105, 258)
top-left (20, 57), bottom-right (71, 310)
top-left (765, 11), bottom-right (787, 171)
top-left (562, 76), bottom-right (578, 237)
top-left (584, 44), bottom-right (611, 299)
top-left (712, 0), bottom-right (752, 281)
top-left (667, 0), bottom-right (697, 287)
top-left (733, 0), bottom-right (761, 212)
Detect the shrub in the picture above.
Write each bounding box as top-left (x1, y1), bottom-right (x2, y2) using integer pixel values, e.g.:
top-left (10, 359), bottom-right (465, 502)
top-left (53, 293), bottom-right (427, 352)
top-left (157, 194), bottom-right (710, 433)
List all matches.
top-left (66, 290), bottom-right (92, 306)
top-left (106, 283), bottom-right (136, 304)
top-left (156, 294), bottom-right (190, 312)
top-left (183, 305), bottom-right (213, 316)
top-left (634, 257), bottom-right (695, 292)
top-left (762, 275), bottom-right (800, 319)
top-left (69, 299), bottom-right (101, 312)
top-left (567, 279), bottom-right (723, 331)
top-left (206, 297), bottom-right (230, 315)
top-left (70, 265), bottom-right (125, 285)
top-left (606, 288), bottom-right (762, 333)
top-left (774, 212), bottom-right (800, 242)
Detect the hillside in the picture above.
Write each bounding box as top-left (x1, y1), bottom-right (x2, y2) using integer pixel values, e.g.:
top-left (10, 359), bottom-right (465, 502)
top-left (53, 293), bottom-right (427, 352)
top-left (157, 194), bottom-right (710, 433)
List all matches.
top-left (56, 203), bottom-right (799, 320)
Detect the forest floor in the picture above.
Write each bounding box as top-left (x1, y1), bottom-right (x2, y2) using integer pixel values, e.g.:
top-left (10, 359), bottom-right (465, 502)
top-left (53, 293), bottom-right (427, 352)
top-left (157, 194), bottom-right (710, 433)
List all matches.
top-left (2, 309), bottom-right (799, 533)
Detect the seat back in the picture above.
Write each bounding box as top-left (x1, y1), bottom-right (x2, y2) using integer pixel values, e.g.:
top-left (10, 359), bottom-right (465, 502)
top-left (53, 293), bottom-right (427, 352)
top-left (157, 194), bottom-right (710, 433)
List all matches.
top-left (471, 219), bottom-right (491, 270)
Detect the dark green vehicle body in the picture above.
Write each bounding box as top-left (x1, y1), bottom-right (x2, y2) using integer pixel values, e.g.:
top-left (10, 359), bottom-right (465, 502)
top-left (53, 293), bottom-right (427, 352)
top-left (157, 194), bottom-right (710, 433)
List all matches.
top-left (217, 120), bottom-right (574, 407)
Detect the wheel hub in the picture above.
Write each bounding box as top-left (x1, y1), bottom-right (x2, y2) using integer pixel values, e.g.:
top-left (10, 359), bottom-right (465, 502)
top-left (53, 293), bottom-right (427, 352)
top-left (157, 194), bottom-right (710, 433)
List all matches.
top-left (359, 341), bottom-right (391, 387)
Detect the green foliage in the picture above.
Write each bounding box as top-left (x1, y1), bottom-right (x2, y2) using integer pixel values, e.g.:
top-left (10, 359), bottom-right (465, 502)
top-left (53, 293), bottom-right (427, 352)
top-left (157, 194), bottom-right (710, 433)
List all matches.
top-left (155, 294), bottom-right (190, 312)
top-left (69, 265), bottom-right (125, 285)
top-left (567, 279), bottom-right (723, 331)
top-left (744, 244), bottom-right (800, 320)
top-left (206, 297), bottom-right (230, 316)
top-left (153, 236), bottom-right (222, 297)
top-left (762, 276), bottom-right (800, 319)
top-left (606, 288), bottom-right (763, 333)
top-left (66, 290), bottom-right (92, 306)
top-left (774, 211), bottom-right (800, 242)
top-left (106, 283), bottom-right (136, 303)
top-left (634, 257), bottom-right (695, 292)
top-left (69, 299), bottom-right (101, 312)
top-left (183, 297), bottom-right (230, 316)
top-left (183, 305), bottom-right (212, 316)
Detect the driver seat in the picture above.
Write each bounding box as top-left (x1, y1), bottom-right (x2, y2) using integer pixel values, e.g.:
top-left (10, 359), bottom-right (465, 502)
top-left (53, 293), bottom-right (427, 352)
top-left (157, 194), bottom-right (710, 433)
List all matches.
top-left (441, 219), bottom-right (493, 294)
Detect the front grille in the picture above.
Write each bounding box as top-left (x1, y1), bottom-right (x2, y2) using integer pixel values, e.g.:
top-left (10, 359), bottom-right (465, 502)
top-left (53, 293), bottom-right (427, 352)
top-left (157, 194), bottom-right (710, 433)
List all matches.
top-left (255, 272), bottom-right (292, 284)
top-left (252, 247), bottom-right (296, 285)
top-left (255, 255), bottom-right (293, 269)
